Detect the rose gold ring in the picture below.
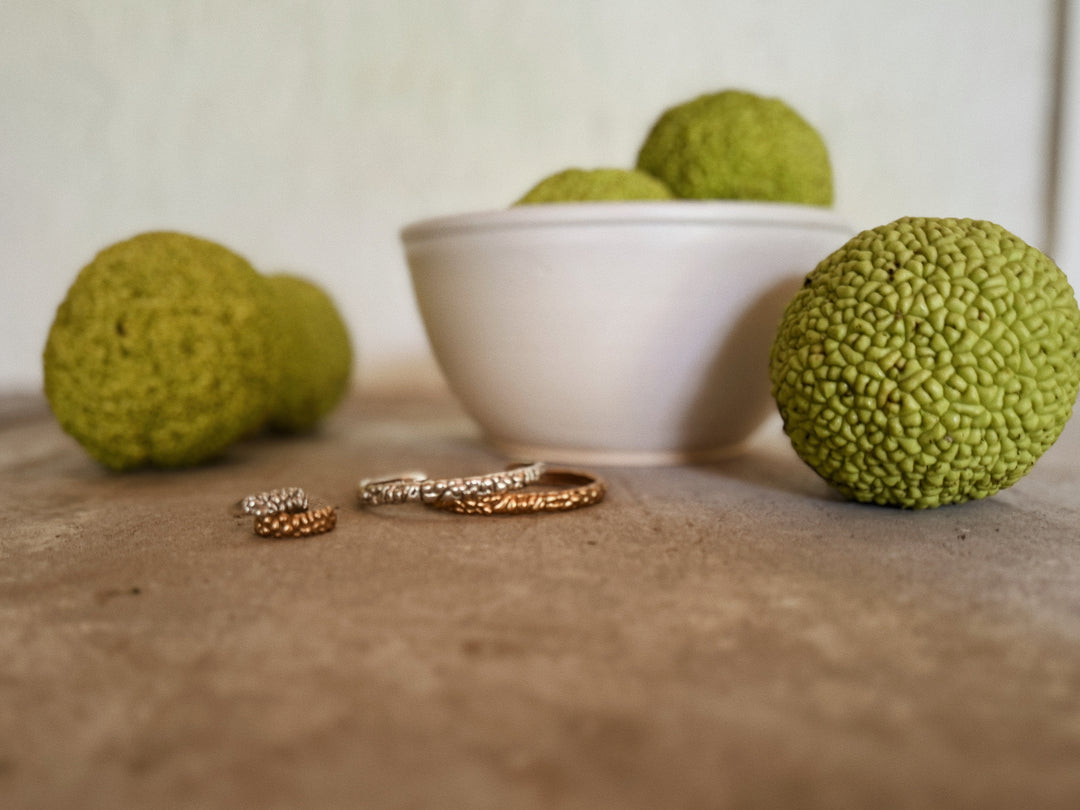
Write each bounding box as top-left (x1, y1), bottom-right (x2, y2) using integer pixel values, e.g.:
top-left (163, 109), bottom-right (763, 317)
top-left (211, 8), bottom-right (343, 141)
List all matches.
top-left (428, 469), bottom-right (605, 516)
top-left (254, 505), bottom-right (338, 538)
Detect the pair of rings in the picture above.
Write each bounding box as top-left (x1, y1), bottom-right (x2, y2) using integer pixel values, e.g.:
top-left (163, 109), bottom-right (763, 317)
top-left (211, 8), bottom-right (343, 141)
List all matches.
top-left (240, 487), bottom-right (337, 538)
top-left (241, 462), bottom-right (604, 538)
top-left (357, 461), bottom-right (606, 516)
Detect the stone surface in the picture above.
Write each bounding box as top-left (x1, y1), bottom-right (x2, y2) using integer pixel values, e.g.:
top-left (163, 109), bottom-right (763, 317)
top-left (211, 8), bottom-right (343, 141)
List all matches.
top-left (2, 392), bottom-right (1080, 809)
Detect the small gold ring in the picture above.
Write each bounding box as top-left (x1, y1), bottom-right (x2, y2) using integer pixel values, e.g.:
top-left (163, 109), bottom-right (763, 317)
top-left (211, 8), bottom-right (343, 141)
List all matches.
top-left (254, 505), bottom-right (338, 538)
top-left (357, 462), bottom-right (546, 506)
top-left (428, 469), bottom-right (605, 515)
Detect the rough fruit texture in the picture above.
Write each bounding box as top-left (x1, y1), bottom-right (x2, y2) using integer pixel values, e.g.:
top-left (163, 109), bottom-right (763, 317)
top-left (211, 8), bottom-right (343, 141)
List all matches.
top-left (769, 217), bottom-right (1080, 509)
top-left (44, 232), bottom-right (279, 470)
top-left (264, 274), bottom-right (353, 432)
top-left (636, 89), bottom-right (833, 206)
top-left (514, 167), bottom-right (674, 204)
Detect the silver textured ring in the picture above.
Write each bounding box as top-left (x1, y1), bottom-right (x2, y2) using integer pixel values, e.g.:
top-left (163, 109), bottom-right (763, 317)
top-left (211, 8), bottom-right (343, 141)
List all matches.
top-left (241, 487), bottom-right (309, 517)
top-left (357, 462), bottom-right (547, 506)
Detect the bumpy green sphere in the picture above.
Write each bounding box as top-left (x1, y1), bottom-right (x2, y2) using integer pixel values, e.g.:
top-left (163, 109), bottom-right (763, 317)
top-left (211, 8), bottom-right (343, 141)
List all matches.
top-left (43, 232), bottom-right (278, 470)
top-left (769, 217), bottom-right (1080, 508)
top-left (636, 89), bottom-right (833, 205)
top-left (264, 274), bottom-right (353, 432)
top-left (514, 167), bottom-right (674, 204)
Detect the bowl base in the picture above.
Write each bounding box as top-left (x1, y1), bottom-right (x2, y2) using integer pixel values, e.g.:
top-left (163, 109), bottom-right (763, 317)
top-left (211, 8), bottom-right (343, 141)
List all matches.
top-left (487, 436), bottom-right (755, 467)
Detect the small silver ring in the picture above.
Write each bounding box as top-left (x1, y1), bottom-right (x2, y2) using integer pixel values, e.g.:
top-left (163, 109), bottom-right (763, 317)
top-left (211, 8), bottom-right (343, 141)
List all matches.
top-left (357, 462), bottom-right (546, 506)
top-left (240, 487), bottom-right (309, 517)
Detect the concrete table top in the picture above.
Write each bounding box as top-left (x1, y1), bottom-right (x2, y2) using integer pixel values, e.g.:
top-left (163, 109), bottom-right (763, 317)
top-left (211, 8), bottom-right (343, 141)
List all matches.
top-left (2, 391), bottom-right (1079, 809)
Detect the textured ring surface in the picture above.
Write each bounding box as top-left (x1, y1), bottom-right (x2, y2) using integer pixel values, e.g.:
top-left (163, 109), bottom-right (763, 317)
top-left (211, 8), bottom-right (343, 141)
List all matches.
top-left (241, 487), bottom-right (308, 516)
top-left (357, 462), bottom-right (546, 506)
top-left (254, 505), bottom-right (337, 538)
top-left (430, 470), bottom-right (606, 515)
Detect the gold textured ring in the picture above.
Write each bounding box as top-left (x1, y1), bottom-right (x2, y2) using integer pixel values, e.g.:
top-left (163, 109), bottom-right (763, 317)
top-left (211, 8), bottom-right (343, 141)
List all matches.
top-left (429, 469), bottom-right (605, 516)
top-left (357, 462), bottom-right (546, 507)
top-left (254, 505), bottom-right (338, 538)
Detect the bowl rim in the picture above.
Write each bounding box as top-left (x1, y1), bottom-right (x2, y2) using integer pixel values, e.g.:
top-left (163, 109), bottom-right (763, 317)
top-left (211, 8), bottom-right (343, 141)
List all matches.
top-left (401, 199), bottom-right (851, 242)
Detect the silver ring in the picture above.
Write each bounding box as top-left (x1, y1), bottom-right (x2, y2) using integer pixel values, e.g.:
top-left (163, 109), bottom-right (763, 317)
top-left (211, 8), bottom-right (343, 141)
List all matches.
top-left (357, 462), bottom-right (547, 506)
top-left (241, 487), bottom-right (309, 516)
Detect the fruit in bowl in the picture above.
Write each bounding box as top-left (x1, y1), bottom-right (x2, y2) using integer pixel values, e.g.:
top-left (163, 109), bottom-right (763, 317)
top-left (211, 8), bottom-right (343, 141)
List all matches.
top-left (636, 89), bottom-right (833, 205)
top-left (515, 168), bottom-right (674, 204)
top-left (402, 88), bottom-right (846, 463)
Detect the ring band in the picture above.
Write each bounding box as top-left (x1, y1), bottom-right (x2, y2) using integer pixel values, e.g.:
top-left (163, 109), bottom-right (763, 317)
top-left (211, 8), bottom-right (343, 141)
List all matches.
top-left (240, 486), bottom-right (335, 539)
top-left (429, 470), bottom-right (605, 516)
top-left (254, 505), bottom-right (337, 538)
top-left (357, 462), bottom-right (546, 506)
top-left (241, 487), bottom-right (309, 517)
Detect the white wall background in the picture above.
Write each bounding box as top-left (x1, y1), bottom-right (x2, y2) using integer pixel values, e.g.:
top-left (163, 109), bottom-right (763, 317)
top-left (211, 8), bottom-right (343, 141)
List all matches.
top-left (1, 0), bottom-right (1074, 394)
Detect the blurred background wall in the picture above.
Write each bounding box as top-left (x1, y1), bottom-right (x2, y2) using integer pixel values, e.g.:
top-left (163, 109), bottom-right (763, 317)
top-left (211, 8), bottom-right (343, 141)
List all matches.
top-left (1, 0), bottom-right (1075, 395)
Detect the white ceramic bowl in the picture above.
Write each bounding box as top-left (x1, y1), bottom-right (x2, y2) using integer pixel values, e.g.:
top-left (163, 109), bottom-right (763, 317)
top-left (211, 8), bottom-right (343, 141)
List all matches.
top-left (402, 201), bottom-right (852, 465)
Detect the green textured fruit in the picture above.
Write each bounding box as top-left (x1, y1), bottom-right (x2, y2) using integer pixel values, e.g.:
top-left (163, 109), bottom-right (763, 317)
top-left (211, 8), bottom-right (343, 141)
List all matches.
top-left (43, 231), bottom-right (278, 470)
top-left (264, 274), bottom-right (353, 432)
top-left (514, 167), bottom-right (674, 204)
top-left (769, 217), bottom-right (1080, 509)
top-left (636, 89), bottom-right (833, 205)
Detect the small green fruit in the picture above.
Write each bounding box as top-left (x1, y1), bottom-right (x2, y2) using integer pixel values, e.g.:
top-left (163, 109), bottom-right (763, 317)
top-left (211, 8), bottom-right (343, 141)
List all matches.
top-left (636, 89), bottom-right (833, 205)
top-left (264, 274), bottom-right (353, 432)
top-left (514, 167), bottom-right (674, 204)
top-left (769, 217), bottom-right (1080, 508)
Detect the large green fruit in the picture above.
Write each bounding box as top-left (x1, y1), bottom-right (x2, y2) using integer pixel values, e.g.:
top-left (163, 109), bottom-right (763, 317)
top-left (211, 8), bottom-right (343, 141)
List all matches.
top-left (769, 217), bottom-right (1080, 508)
top-left (43, 232), bottom-right (279, 470)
